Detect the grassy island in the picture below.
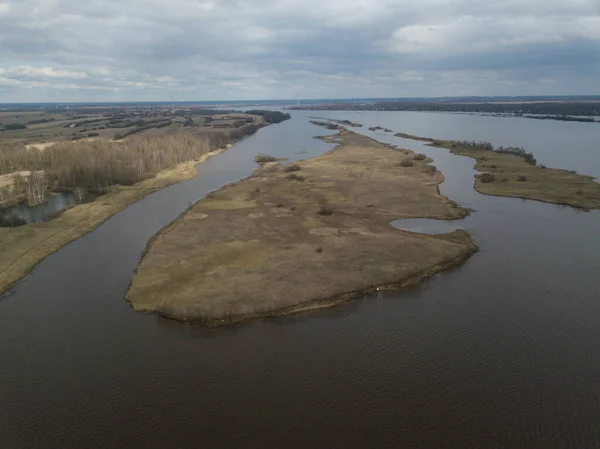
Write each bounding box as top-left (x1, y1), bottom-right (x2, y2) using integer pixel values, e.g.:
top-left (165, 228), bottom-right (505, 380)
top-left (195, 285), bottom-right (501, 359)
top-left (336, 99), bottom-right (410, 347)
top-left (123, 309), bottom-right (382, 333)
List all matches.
top-left (126, 131), bottom-right (478, 325)
top-left (394, 132), bottom-right (600, 210)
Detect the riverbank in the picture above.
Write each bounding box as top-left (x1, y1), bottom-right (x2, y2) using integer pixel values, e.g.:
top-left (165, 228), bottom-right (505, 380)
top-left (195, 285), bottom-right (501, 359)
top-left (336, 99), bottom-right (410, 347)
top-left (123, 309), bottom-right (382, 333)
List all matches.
top-left (126, 131), bottom-right (478, 325)
top-left (0, 147), bottom-right (227, 296)
top-left (394, 132), bottom-right (600, 210)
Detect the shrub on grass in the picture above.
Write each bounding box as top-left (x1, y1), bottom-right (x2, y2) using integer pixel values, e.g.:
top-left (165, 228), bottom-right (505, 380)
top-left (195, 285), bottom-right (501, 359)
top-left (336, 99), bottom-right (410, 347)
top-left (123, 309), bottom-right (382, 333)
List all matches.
top-left (317, 205), bottom-right (333, 216)
top-left (254, 154), bottom-right (277, 164)
top-left (479, 173), bottom-right (496, 183)
top-left (287, 173), bottom-right (305, 181)
top-left (283, 164), bottom-right (301, 172)
top-left (413, 153), bottom-right (427, 161)
top-left (400, 159), bottom-right (414, 167)
top-left (517, 176), bottom-right (527, 182)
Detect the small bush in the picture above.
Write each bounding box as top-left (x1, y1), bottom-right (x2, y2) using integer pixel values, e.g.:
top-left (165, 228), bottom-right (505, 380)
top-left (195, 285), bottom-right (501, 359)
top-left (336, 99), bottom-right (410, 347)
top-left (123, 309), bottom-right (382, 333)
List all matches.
top-left (284, 164), bottom-right (301, 172)
top-left (317, 205), bottom-right (333, 216)
top-left (490, 164), bottom-right (497, 169)
top-left (315, 246), bottom-right (323, 253)
top-left (275, 203), bottom-right (284, 208)
top-left (400, 159), bottom-right (414, 167)
top-left (539, 164), bottom-right (547, 169)
top-left (254, 187), bottom-right (260, 193)
top-left (500, 177), bottom-right (509, 182)
top-left (576, 190), bottom-right (583, 195)
top-left (422, 165), bottom-right (436, 174)
top-left (479, 156), bottom-right (487, 161)
top-left (3, 123), bottom-right (27, 131)
top-left (414, 153), bottom-right (427, 161)
top-left (254, 154), bottom-right (277, 164)
top-left (287, 173), bottom-right (305, 181)
top-left (517, 176), bottom-right (527, 182)
top-left (479, 173), bottom-right (496, 183)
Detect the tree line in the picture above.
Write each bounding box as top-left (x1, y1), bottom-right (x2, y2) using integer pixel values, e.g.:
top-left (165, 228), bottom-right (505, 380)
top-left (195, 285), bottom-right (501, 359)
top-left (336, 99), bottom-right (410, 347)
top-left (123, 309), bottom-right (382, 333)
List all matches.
top-left (0, 124), bottom-right (264, 206)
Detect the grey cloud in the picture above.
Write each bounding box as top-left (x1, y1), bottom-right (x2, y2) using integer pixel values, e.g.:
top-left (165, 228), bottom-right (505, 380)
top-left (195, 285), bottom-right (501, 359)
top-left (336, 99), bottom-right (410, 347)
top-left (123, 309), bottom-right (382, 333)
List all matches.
top-left (0, 0), bottom-right (599, 101)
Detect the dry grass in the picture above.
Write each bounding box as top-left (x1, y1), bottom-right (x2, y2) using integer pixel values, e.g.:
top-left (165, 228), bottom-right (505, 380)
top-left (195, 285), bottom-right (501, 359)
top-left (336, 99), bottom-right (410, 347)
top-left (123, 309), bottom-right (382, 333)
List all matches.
top-left (126, 131), bottom-right (477, 325)
top-left (448, 143), bottom-right (600, 210)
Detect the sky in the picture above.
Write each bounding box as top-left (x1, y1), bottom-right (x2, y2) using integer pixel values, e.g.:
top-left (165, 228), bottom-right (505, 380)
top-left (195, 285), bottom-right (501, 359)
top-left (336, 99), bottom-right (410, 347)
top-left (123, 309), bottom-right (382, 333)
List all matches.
top-left (0, 0), bottom-right (599, 102)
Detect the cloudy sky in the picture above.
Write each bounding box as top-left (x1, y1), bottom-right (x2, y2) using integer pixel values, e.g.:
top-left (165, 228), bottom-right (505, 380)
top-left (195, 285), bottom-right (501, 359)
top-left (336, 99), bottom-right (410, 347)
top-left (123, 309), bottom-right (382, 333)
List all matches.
top-left (0, 0), bottom-right (599, 102)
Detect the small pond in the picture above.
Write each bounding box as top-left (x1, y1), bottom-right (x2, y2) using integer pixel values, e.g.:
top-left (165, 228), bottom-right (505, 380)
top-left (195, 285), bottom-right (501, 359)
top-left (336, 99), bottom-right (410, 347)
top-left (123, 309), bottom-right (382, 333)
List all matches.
top-left (0, 192), bottom-right (77, 226)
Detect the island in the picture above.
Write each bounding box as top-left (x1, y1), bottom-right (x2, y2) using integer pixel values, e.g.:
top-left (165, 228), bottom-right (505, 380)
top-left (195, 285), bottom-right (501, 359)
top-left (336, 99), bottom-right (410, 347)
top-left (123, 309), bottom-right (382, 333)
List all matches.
top-left (393, 132), bottom-right (600, 210)
top-left (126, 131), bottom-right (478, 325)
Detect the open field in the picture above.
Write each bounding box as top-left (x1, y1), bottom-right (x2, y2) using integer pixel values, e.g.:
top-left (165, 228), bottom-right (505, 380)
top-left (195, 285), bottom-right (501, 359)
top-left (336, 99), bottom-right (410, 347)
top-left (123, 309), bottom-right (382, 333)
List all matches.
top-left (393, 132), bottom-right (600, 210)
top-left (0, 105), bottom-right (267, 146)
top-left (126, 131), bottom-right (478, 325)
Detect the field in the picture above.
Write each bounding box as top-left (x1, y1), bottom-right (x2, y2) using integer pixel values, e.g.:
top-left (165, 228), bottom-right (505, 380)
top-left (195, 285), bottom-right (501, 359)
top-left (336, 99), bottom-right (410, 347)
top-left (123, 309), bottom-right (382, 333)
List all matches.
top-left (126, 131), bottom-right (478, 325)
top-left (0, 105), bottom-right (263, 146)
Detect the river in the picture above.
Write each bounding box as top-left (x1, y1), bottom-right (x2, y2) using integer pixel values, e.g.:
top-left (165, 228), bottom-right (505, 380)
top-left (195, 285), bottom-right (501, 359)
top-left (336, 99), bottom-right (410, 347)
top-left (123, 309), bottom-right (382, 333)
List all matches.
top-left (1, 111), bottom-right (599, 448)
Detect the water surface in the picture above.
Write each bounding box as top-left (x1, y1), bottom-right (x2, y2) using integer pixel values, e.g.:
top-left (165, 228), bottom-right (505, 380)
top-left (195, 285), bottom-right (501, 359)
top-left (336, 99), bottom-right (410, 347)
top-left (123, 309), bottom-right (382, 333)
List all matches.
top-left (1, 111), bottom-right (600, 448)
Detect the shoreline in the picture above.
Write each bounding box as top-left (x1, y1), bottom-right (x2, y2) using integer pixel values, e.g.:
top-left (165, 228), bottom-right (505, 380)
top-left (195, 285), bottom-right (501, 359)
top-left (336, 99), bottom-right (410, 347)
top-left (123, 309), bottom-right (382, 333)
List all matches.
top-left (126, 130), bottom-right (478, 325)
top-left (0, 145), bottom-right (229, 297)
top-left (145, 240), bottom-right (477, 326)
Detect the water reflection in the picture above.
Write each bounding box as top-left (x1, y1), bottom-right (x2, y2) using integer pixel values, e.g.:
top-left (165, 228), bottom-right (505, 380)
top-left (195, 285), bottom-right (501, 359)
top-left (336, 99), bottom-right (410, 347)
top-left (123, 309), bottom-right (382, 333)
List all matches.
top-left (0, 192), bottom-right (77, 226)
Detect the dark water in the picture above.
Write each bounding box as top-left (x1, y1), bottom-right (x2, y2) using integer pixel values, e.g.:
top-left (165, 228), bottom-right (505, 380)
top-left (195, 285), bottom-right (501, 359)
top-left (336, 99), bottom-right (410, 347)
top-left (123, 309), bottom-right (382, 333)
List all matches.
top-left (0, 192), bottom-right (76, 225)
top-left (1, 111), bottom-right (600, 448)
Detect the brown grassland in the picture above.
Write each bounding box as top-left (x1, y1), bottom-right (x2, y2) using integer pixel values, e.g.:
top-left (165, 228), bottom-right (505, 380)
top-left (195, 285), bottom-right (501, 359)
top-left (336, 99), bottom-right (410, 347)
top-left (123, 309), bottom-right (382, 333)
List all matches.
top-left (126, 131), bottom-right (478, 325)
